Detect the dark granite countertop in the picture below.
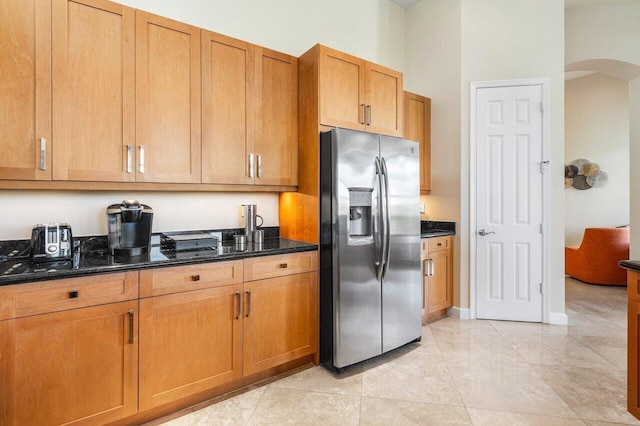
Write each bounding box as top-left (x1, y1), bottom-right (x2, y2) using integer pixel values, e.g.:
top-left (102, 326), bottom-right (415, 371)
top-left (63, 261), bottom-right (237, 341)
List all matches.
top-left (420, 220), bottom-right (456, 239)
top-left (620, 260), bottom-right (640, 272)
top-left (0, 230), bottom-right (317, 286)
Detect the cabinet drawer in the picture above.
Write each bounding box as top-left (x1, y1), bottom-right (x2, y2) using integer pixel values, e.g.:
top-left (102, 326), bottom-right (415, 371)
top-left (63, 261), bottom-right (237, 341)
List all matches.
top-left (139, 260), bottom-right (243, 297)
top-left (243, 251), bottom-right (317, 282)
top-left (4, 272), bottom-right (139, 319)
top-left (428, 236), bottom-right (452, 252)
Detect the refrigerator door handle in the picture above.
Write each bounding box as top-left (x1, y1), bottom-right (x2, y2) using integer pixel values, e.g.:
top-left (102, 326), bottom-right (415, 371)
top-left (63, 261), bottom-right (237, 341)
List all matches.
top-left (380, 157), bottom-right (391, 279)
top-left (374, 157), bottom-right (385, 280)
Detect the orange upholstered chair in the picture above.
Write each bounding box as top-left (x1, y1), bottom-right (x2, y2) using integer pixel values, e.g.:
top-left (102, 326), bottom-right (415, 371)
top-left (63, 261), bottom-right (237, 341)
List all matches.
top-left (565, 227), bottom-right (630, 285)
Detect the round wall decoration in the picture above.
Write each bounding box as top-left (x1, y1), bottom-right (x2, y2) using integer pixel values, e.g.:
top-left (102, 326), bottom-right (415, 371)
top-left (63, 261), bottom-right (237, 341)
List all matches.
top-left (564, 159), bottom-right (607, 190)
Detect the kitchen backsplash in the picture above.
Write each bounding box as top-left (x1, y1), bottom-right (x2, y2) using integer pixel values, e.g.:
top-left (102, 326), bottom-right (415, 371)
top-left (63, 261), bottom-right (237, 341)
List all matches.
top-left (0, 191), bottom-right (279, 240)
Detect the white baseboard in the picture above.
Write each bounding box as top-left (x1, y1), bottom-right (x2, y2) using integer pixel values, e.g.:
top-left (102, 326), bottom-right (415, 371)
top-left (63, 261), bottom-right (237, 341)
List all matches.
top-left (548, 312), bottom-right (569, 325)
top-left (448, 306), bottom-right (470, 320)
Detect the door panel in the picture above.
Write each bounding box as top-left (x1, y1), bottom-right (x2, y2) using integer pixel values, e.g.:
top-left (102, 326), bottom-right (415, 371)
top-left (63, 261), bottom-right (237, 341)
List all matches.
top-left (52, 0), bottom-right (135, 182)
top-left (0, 0), bottom-right (51, 180)
top-left (319, 48), bottom-right (365, 131)
top-left (139, 284), bottom-right (243, 410)
top-left (333, 128), bottom-right (382, 368)
top-left (380, 136), bottom-right (422, 352)
top-left (254, 47), bottom-right (298, 186)
top-left (201, 31), bottom-right (254, 184)
top-left (243, 273), bottom-right (317, 376)
top-left (476, 84), bottom-right (543, 322)
top-left (136, 11), bottom-right (201, 183)
top-left (13, 301), bottom-right (138, 425)
top-left (366, 63), bottom-right (403, 137)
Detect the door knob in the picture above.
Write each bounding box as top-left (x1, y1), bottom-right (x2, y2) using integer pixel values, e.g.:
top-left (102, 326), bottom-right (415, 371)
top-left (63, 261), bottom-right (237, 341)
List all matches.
top-left (478, 229), bottom-right (495, 236)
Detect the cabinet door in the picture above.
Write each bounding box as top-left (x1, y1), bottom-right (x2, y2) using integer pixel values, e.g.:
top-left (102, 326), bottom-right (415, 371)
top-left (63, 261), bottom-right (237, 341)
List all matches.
top-left (404, 92), bottom-right (431, 192)
top-left (136, 11), bottom-right (201, 183)
top-left (427, 249), bottom-right (452, 313)
top-left (254, 47), bottom-right (298, 186)
top-left (365, 62), bottom-right (403, 137)
top-left (630, 297), bottom-right (640, 419)
top-left (139, 284), bottom-right (243, 410)
top-left (243, 272), bottom-right (318, 376)
top-left (52, 0), bottom-right (135, 182)
top-left (9, 301), bottom-right (138, 426)
top-left (202, 31), bottom-right (254, 184)
top-left (318, 47), bottom-right (366, 131)
top-left (0, 0), bottom-right (51, 180)
top-left (628, 271), bottom-right (640, 419)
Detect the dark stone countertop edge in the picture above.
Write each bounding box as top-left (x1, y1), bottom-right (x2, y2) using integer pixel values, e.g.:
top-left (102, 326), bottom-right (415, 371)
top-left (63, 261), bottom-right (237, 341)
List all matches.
top-left (421, 230), bottom-right (455, 239)
top-left (620, 260), bottom-right (640, 272)
top-left (0, 240), bottom-right (318, 286)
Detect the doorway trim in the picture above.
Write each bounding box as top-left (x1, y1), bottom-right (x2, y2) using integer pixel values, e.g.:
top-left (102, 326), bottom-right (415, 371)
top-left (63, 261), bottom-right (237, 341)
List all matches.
top-left (469, 78), bottom-right (551, 322)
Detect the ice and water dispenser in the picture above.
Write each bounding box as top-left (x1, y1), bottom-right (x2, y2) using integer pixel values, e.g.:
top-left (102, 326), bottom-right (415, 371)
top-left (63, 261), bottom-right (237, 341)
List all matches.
top-left (348, 187), bottom-right (373, 237)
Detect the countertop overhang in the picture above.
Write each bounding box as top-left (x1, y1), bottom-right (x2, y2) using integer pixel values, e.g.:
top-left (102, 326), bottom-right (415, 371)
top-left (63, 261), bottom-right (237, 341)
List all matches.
top-left (620, 260), bottom-right (640, 272)
top-left (0, 238), bottom-right (317, 286)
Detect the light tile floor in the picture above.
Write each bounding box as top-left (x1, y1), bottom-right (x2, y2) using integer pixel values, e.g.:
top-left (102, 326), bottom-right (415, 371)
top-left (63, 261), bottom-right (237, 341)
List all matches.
top-left (152, 278), bottom-right (634, 425)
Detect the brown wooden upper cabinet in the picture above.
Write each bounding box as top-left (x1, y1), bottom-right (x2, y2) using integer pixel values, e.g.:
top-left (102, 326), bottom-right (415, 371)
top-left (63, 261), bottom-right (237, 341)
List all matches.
top-left (317, 45), bottom-right (403, 137)
top-left (136, 11), bottom-right (202, 183)
top-left (403, 91), bottom-right (431, 193)
top-left (0, 0), bottom-right (51, 180)
top-left (202, 31), bottom-right (298, 186)
top-left (52, 0), bottom-right (135, 182)
top-left (0, 1), bottom-right (296, 189)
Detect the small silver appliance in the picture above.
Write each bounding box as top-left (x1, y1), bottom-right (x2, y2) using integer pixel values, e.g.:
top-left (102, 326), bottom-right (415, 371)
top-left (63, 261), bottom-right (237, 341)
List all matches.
top-left (30, 223), bottom-right (73, 262)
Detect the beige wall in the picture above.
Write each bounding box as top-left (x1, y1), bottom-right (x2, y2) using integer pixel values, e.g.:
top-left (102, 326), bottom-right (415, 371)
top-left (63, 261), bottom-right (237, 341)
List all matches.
top-left (405, 0), bottom-right (462, 305)
top-left (0, 0), bottom-right (405, 241)
top-left (564, 73), bottom-right (630, 247)
top-left (565, 3), bottom-right (640, 258)
top-left (113, 0), bottom-right (406, 70)
top-left (405, 0), bottom-right (566, 321)
top-left (462, 0), bottom-right (565, 321)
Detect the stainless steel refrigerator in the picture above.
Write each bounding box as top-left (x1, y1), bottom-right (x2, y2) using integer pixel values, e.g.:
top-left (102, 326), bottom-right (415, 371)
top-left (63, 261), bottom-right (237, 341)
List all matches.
top-left (319, 127), bottom-right (422, 371)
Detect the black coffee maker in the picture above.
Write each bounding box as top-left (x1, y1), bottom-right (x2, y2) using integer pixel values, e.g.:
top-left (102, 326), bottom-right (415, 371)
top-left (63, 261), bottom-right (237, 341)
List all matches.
top-left (107, 200), bottom-right (153, 256)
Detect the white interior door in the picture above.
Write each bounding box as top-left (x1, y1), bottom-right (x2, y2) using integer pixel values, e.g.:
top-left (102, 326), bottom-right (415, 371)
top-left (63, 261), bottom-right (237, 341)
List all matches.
top-left (476, 84), bottom-right (544, 322)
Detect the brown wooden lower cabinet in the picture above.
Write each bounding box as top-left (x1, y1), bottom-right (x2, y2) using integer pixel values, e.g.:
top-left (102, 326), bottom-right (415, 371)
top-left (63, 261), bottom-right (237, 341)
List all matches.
top-left (139, 283), bottom-right (244, 410)
top-left (421, 236), bottom-right (453, 323)
top-left (627, 270), bottom-right (640, 419)
top-left (243, 272), bottom-right (318, 376)
top-left (2, 300), bottom-right (138, 426)
top-left (0, 251), bottom-right (318, 425)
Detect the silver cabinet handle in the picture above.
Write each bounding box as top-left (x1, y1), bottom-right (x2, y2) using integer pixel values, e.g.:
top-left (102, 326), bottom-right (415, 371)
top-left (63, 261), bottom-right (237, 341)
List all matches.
top-left (478, 229), bottom-right (495, 236)
top-left (128, 310), bottom-right (134, 344)
top-left (423, 259), bottom-right (428, 277)
top-left (126, 145), bottom-right (132, 173)
top-left (257, 155), bottom-right (262, 178)
top-left (249, 154), bottom-right (255, 178)
top-left (139, 145), bottom-right (145, 174)
top-left (245, 290), bottom-right (251, 318)
top-left (430, 259), bottom-right (435, 276)
top-left (360, 104), bottom-right (366, 125)
top-left (40, 138), bottom-right (46, 170)
top-left (235, 291), bottom-right (241, 320)
top-left (366, 105), bottom-right (372, 125)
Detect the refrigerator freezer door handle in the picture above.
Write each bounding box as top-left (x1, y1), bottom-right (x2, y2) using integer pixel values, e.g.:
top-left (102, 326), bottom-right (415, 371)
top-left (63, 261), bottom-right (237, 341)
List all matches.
top-left (375, 157), bottom-right (385, 280)
top-left (380, 157), bottom-right (391, 279)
